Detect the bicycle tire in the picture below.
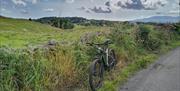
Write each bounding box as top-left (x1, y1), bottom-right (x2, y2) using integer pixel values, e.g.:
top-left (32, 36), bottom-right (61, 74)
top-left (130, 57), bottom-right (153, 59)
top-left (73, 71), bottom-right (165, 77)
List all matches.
top-left (108, 49), bottom-right (117, 69)
top-left (89, 59), bottom-right (104, 91)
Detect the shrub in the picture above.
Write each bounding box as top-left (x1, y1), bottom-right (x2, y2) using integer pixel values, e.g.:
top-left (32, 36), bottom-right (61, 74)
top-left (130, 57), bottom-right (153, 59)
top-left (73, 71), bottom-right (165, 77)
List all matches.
top-left (108, 25), bottom-right (137, 62)
top-left (38, 18), bottom-right (75, 29)
top-left (137, 25), bottom-right (163, 51)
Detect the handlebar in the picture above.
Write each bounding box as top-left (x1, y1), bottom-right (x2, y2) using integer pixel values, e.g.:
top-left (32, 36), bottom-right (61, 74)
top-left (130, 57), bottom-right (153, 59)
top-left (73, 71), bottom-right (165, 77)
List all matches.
top-left (86, 43), bottom-right (103, 46)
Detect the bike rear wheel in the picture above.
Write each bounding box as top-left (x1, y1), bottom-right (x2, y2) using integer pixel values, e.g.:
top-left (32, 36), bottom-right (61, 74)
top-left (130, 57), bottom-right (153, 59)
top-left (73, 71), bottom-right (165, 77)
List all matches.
top-left (108, 49), bottom-right (117, 69)
top-left (89, 59), bottom-right (104, 91)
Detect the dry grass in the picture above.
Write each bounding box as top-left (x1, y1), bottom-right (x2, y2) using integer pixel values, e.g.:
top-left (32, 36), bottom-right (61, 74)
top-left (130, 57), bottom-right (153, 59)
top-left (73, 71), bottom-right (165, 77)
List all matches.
top-left (40, 46), bottom-right (79, 90)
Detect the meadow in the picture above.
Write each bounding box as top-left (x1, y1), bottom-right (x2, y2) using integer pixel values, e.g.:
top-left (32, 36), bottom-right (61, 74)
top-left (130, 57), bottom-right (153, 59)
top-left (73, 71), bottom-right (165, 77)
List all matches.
top-left (0, 17), bottom-right (180, 91)
top-left (0, 17), bottom-right (109, 47)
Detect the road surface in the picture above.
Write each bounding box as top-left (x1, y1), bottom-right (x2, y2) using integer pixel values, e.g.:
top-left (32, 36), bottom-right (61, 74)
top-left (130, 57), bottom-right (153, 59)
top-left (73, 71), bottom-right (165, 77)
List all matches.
top-left (119, 47), bottom-right (180, 91)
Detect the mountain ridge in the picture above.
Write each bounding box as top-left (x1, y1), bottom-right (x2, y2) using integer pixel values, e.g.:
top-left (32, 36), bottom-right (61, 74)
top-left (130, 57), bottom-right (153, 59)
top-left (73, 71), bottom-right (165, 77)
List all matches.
top-left (133, 16), bottom-right (180, 23)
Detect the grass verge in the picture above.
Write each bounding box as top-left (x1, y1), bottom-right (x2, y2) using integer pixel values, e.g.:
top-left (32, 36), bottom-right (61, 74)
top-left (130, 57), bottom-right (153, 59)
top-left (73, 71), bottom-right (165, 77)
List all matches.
top-left (99, 41), bottom-right (180, 91)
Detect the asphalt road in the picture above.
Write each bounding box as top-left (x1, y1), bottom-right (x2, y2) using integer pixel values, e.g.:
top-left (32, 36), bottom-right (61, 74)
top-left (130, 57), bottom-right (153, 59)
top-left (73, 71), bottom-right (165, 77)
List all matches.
top-left (119, 47), bottom-right (180, 91)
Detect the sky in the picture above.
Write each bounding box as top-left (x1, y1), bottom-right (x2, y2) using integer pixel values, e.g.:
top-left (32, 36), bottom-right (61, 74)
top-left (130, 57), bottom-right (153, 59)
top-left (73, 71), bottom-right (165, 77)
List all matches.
top-left (0, 0), bottom-right (179, 21)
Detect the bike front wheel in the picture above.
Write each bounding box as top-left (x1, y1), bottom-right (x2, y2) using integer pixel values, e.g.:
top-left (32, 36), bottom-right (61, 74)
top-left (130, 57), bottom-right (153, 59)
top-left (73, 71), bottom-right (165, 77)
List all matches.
top-left (89, 59), bottom-right (104, 91)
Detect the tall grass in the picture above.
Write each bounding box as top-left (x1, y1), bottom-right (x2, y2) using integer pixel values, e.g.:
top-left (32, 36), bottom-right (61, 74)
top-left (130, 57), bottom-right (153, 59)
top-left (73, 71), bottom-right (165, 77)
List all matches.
top-left (0, 45), bottom-right (80, 91)
top-left (0, 23), bottom-right (180, 91)
top-left (0, 47), bottom-right (45, 91)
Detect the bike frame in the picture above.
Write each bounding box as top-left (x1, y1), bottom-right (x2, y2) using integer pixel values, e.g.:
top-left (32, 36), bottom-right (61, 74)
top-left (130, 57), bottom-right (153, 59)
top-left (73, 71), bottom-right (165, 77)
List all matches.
top-left (94, 45), bottom-right (110, 67)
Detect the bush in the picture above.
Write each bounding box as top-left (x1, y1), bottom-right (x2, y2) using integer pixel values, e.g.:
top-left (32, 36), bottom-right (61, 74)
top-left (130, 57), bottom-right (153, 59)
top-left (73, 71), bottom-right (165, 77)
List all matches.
top-left (51, 18), bottom-right (74, 29)
top-left (36, 17), bottom-right (74, 29)
top-left (137, 25), bottom-right (162, 51)
top-left (108, 25), bottom-right (137, 62)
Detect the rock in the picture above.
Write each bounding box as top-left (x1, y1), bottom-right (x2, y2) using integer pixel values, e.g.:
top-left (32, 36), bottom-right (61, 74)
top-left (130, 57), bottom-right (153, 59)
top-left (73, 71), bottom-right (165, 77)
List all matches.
top-left (48, 39), bottom-right (57, 45)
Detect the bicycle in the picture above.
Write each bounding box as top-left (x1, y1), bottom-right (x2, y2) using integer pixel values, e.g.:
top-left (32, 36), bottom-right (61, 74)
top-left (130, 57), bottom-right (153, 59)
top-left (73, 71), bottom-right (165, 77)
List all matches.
top-left (87, 39), bottom-right (117, 91)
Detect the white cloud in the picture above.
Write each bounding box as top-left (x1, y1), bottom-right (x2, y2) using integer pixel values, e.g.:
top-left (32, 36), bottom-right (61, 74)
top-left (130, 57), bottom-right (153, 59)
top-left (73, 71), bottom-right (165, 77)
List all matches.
top-left (106, 0), bottom-right (139, 9)
top-left (11, 0), bottom-right (27, 6)
top-left (168, 10), bottom-right (179, 14)
top-left (175, 0), bottom-right (179, 4)
top-left (25, 0), bottom-right (38, 4)
top-left (20, 9), bottom-right (28, 14)
top-left (114, 0), bottom-right (133, 7)
top-left (43, 8), bottom-right (54, 12)
top-left (66, 0), bottom-right (75, 3)
top-left (1, 8), bottom-right (11, 14)
top-left (106, 0), bottom-right (167, 10)
top-left (90, 6), bottom-right (112, 13)
top-left (78, 6), bottom-right (92, 13)
top-left (32, 0), bottom-right (38, 4)
top-left (141, 0), bottom-right (167, 9)
top-left (90, 0), bottom-right (94, 3)
top-left (1, 8), bottom-right (6, 11)
top-left (107, 0), bottom-right (123, 9)
top-left (172, 0), bottom-right (180, 10)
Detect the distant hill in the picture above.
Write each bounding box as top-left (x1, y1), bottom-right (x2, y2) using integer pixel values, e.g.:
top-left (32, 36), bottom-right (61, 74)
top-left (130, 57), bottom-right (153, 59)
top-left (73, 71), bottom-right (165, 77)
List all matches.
top-left (0, 15), bottom-right (5, 18)
top-left (35, 17), bottom-right (121, 27)
top-left (133, 16), bottom-right (180, 23)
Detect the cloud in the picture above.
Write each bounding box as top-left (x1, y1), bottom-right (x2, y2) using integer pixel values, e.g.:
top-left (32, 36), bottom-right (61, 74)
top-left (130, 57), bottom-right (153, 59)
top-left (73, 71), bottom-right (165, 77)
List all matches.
top-left (32, 0), bottom-right (38, 4)
top-left (1, 8), bottom-right (11, 14)
top-left (175, 0), bottom-right (180, 5)
top-left (12, 0), bottom-right (27, 6)
top-left (78, 5), bottom-right (112, 14)
top-left (156, 12), bottom-right (162, 14)
top-left (20, 9), bottom-right (29, 14)
top-left (105, 0), bottom-right (167, 10)
top-left (78, 6), bottom-right (92, 13)
top-left (66, 0), bottom-right (74, 3)
top-left (172, 0), bottom-right (180, 10)
top-left (168, 10), bottom-right (180, 14)
top-left (86, 10), bottom-right (91, 13)
top-left (141, 0), bottom-right (167, 9)
top-left (1, 8), bottom-right (6, 11)
top-left (105, 1), bottom-right (110, 7)
top-left (43, 8), bottom-right (54, 12)
top-left (90, 0), bottom-right (94, 3)
top-left (78, 6), bottom-right (86, 10)
top-left (90, 6), bottom-right (112, 13)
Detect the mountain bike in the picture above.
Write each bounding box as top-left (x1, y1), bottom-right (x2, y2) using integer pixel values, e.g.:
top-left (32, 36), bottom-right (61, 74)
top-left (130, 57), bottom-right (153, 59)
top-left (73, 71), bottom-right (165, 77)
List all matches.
top-left (87, 39), bottom-right (117, 91)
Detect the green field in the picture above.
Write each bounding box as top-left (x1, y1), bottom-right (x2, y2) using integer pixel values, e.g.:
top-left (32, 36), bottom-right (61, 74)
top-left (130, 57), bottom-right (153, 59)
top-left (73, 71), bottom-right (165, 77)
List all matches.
top-left (0, 17), bottom-right (179, 91)
top-left (0, 17), bottom-right (110, 47)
